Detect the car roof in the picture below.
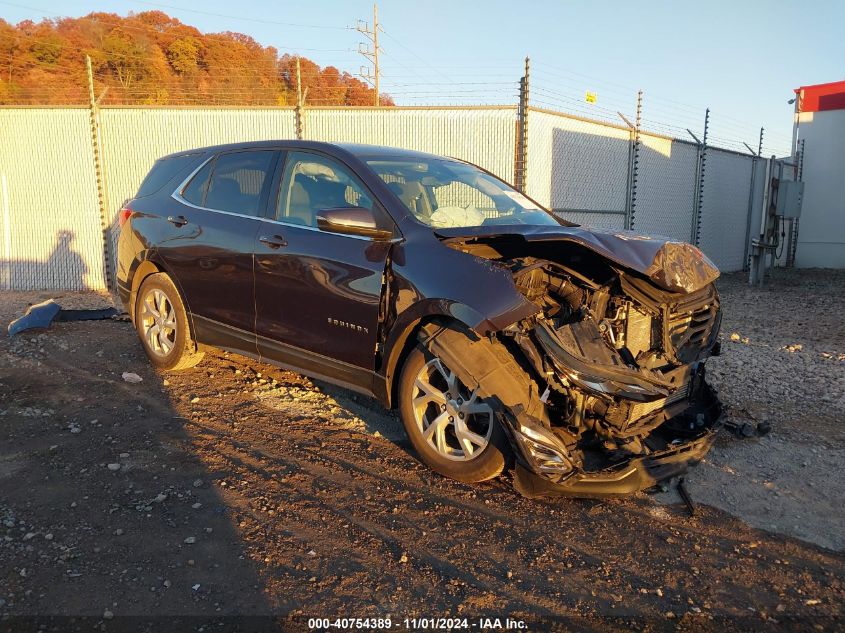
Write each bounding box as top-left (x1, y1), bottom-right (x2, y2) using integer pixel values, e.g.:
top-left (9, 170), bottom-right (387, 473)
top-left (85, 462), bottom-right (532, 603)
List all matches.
top-left (160, 140), bottom-right (450, 162)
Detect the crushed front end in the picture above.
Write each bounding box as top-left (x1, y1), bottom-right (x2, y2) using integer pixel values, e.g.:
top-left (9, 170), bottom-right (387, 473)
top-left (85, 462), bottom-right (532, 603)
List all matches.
top-left (438, 234), bottom-right (723, 498)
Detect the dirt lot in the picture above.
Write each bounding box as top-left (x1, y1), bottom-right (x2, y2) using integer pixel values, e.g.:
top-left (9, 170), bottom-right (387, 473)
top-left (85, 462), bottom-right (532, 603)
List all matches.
top-left (1, 269), bottom-right (844, 631)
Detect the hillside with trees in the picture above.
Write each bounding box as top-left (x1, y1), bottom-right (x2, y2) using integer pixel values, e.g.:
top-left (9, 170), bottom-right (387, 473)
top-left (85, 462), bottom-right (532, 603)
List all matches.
top-left (0, 11), bottom-right (392, 106)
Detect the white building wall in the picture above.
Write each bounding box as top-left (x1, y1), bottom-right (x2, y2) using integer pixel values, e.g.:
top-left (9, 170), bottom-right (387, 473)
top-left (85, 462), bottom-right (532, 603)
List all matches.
top-left (795, 109), bottom-right (845, 268)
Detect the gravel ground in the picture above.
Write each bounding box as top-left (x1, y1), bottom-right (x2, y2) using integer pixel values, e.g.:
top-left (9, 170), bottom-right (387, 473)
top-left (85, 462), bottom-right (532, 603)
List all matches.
top-left (656, 269), bottom-right (845, 550)
top-left (0, 270), bottom-right (843, 630)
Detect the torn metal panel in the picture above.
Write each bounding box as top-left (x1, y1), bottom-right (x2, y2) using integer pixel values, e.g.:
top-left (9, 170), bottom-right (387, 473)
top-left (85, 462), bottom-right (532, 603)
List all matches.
top-left (419, 322), bottom-right (548, 425)
top-left (437, 224), bottom-right (720, 293)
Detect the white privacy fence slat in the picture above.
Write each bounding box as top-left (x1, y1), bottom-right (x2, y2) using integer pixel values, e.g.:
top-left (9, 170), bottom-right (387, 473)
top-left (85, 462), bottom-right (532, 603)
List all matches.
top-left (527, 109), bottom-right (630, 218)
top-left (0, 105), bottom-right (765, 291)
top-left (306, 107), bottom-right (517, 183)
top-left (0, 109), bottom-right (105, 291)
top-left (633, 137), bottom-right (699, 243)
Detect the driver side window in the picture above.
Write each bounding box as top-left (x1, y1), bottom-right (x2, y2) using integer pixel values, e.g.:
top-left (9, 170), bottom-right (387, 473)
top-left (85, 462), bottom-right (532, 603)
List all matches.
top-left (276, 152), bottom-right (376, 228)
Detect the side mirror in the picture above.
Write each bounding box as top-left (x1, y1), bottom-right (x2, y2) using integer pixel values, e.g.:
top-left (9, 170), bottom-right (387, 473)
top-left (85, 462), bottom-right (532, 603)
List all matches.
top-left (316, 207), bottom-right (393, 240)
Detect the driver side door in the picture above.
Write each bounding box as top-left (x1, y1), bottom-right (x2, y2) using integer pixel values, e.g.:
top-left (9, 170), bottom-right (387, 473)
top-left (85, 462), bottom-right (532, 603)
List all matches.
top-left (253, 150), bottom-right (397, 392)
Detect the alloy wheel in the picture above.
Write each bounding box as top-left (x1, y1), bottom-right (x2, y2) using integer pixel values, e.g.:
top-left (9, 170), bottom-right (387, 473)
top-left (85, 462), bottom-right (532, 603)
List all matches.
top-left (411, 357), bottom-right (494, 461)
top-left (140, 288), bottom-right (177, 357)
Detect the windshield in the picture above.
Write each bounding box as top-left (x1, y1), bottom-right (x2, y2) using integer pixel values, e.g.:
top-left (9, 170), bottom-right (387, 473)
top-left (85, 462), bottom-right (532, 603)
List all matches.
top-left (366, 158), bottom-right (564, 229)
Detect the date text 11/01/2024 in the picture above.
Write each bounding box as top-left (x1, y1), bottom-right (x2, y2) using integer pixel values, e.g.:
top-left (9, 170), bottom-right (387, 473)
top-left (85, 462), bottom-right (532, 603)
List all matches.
top-left (306, 617), bottom-right (528, 630)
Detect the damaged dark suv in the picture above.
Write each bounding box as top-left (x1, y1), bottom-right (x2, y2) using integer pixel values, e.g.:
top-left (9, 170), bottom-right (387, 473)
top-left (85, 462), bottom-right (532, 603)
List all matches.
top-left (117, 141), bottom-right (722, 498)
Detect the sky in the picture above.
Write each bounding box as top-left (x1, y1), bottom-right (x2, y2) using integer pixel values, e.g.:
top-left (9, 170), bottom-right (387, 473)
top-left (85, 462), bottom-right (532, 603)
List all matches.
top-left (3, 0), bottom-right (844, 156)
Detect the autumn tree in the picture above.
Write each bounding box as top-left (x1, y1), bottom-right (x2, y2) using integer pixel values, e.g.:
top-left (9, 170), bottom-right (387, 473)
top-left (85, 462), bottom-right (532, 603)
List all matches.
top-left (0, 11), bottom-right (392, 106)
top-left (167, 36), bottom-right (200, 75)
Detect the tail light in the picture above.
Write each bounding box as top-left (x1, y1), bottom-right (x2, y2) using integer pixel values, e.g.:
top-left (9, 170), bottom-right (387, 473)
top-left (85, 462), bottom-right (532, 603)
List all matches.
top-left (119, 206), bottom-right (133, 228)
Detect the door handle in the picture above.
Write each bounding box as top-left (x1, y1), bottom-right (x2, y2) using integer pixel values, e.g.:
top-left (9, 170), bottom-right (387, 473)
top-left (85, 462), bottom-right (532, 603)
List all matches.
top-left (259, 234), bottom-right (287, 248)
top-left (167, 215), bottom-right (188, 227)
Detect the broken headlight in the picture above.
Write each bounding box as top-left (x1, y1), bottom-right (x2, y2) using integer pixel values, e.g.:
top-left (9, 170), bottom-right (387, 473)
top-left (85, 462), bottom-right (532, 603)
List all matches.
top-left (513, 423), bottom-right (574, 480)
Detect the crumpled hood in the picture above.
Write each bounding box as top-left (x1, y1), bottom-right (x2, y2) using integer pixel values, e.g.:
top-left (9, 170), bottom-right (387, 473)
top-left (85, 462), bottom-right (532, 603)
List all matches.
top-left (437, 224), bottom-right (720, 293)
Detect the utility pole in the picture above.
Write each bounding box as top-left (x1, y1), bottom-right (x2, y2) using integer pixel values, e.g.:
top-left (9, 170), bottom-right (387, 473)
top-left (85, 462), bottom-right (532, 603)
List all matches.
top-left (85, 55), bottom-right (114, 292)
top-left (294, 56), bottom-right (308, 139)
top-left (357, 3), bottom-right (381, 106)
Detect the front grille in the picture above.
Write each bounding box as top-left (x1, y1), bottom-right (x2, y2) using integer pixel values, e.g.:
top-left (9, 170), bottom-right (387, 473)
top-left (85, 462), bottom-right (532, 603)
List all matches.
top-left (619, 274), bottom-right (721, 366)
top-left (665, 286), bottom-right (720, 364)
top-left (628, 380), bottom-right (690, 421)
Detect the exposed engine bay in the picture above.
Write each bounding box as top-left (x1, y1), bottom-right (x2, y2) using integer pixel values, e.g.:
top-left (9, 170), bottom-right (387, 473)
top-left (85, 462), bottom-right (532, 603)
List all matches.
top-left (425, 232), bottom-right (723, 497)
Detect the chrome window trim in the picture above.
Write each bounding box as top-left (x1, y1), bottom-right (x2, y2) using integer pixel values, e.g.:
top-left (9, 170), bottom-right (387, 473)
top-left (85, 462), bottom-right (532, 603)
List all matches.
top-left (170, 154), bottom-right (385, 242)
top-left (171, 155), bottom-right (218, 212)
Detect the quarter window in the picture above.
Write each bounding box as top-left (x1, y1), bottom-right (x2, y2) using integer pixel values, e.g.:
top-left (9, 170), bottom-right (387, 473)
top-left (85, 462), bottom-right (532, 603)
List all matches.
top-left (203, 151), bottom-right (276, 216)
top-left (181, 159), bottom-right (214, 207)
top-left (138, 153), bottom-right (201, 198)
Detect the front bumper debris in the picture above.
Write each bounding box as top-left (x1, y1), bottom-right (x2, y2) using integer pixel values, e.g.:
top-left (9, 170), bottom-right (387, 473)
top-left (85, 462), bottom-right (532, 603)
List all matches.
top-left (7, 299), bottom-right (122, 337)
top-left (512, 429), bottom-right (716, 499)
top-left (510, 381), bottom-right (722, 498)
top-left (419, 321), bottom-right (722, 499)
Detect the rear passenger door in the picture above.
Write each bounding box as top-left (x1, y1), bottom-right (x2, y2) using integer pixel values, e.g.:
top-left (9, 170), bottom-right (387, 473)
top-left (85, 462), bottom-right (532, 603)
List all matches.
top-left (160, 149), bottom-right (280, 350)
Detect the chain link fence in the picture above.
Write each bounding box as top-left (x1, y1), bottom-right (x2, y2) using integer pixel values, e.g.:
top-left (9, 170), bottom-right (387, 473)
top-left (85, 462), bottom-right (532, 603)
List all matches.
top-left (697, 149), bottom-right (756, 271)
top-left (1, 104), bottom-right (783, 290)
top-left (632, 137), bottom-right (698, 243)
top-left (527, 109), bottom-right (630, 230)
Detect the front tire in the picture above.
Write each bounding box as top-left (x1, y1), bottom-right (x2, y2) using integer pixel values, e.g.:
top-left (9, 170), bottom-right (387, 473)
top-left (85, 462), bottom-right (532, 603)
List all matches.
top-left (135, 273), bottom-right (204, 371)
top-left (398, 343), bottom-right (509, 483)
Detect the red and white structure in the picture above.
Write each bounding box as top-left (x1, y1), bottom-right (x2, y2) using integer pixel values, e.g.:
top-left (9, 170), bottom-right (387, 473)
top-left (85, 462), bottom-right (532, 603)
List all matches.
top-left (792, 80), bottom-right (845, 268)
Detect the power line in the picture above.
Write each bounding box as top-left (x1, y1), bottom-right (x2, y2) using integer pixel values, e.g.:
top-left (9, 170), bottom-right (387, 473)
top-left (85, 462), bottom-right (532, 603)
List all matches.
top-left (378, 26), bottom-right (457, 86)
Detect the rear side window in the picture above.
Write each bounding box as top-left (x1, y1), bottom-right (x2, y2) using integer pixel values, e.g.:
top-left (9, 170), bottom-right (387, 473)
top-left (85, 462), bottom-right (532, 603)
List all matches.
top-left (203, 151), bottom-right (276, 217)
top-left (181, 159), bottom-right (214, 206)
top-left (136, 154), bottom-right (201, 198)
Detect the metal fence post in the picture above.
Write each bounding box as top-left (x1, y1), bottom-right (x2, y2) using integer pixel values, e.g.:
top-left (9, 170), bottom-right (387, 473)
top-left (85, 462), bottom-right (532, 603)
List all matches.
top-left (86, 55), bottom-right (114, 291)
top-left (742, 126), bottom-right (764, 268)
top-left (514, 57), bottom-right (529, 192)
top-left (690, 108), bottom-right (709, 246)
top-left (624, 90), bottom-right (642, 231)
top-left (786, 138), bottom-right (806, 266)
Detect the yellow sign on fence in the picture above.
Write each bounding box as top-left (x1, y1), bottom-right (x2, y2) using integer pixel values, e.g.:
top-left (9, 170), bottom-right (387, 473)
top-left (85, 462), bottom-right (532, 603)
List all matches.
top-left (585, 91), bottom-right (597, 104)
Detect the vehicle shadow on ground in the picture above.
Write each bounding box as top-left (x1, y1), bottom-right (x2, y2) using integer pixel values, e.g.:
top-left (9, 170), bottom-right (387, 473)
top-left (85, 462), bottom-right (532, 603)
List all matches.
top-left (0, 318), bottom-right (280, 630)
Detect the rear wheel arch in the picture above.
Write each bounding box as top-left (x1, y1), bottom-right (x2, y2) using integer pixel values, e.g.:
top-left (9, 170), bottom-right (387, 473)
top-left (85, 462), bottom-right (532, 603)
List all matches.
top-left (130, 258), bottom-right (199, 351)
top-left (130, 259), bottom-right (161, 298)
top-left (134, 272), bottom-right (204, 370)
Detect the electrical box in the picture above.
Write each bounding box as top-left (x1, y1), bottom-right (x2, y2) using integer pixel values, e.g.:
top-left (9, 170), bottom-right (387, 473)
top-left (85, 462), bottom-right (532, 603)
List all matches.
top-left (776, 180), bottom-right (804, 218)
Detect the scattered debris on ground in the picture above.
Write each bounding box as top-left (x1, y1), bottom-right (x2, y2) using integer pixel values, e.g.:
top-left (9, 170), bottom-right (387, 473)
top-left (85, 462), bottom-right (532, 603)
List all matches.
top-left (7, 297), bottom-right (122, 336)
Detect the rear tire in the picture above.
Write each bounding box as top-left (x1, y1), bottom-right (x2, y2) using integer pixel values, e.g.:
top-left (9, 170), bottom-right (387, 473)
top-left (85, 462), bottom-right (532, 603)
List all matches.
top-left (135, 273), bottom-right (204, 371)
top-left (398, 343), bottom-right (509, 483)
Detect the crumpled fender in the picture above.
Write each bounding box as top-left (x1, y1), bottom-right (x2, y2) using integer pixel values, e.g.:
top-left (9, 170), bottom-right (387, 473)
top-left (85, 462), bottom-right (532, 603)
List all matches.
top-left (418, 322), bottom-right (549, 425)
